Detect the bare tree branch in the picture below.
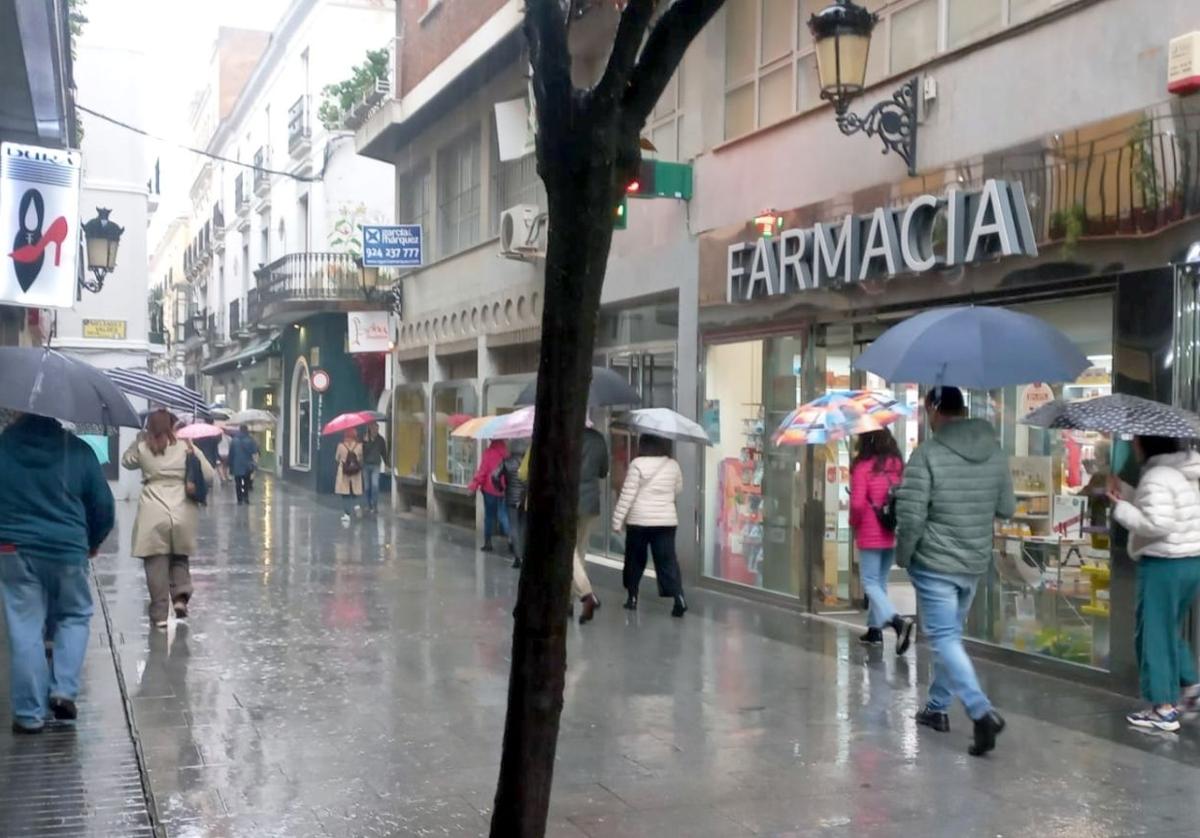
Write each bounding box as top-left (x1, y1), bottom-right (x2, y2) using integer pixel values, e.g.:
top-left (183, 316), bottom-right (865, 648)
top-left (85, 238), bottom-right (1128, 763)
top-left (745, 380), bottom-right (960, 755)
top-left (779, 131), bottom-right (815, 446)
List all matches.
top-left (623, 0), bottom-right (727, 125)
top-left (593, 0), bottom-right (657, 108)
top-left (524, 0), bottom-right (574, 133)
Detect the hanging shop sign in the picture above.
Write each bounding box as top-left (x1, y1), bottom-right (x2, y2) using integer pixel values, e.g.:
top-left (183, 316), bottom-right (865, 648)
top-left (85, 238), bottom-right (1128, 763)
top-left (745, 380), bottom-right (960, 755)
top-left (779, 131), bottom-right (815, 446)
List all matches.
top-left (362, 224), bottom-right (422, 268)
top-left (0, 142), bottom-right (82, 310)
top-left (1019, 383), bottom-right (1055, 417)
top-left (725, 179), bottom-right (1038, 304)
top-left (347, 311), bottom-right (391, 354)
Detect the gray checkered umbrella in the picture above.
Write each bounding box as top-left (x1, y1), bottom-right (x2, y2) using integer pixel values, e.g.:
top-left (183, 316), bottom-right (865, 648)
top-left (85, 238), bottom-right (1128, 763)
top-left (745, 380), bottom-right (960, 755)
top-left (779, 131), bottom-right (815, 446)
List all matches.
top-left (1022, 394), bottom-right (1200, 438)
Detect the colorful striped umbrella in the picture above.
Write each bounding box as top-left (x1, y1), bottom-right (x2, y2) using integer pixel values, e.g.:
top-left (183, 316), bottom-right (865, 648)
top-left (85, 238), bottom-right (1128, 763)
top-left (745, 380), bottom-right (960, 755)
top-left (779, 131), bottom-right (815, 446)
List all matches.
top-left (772, 390), bottom-right (912, 446)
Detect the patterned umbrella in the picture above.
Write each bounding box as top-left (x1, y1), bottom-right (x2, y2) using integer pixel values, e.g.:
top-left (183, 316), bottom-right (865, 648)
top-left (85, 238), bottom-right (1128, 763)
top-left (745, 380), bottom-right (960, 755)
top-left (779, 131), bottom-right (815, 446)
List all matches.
top-left (1022, 394), bottom-right (1200, 438)
top-left (772, 390), bottom-right (913, 446)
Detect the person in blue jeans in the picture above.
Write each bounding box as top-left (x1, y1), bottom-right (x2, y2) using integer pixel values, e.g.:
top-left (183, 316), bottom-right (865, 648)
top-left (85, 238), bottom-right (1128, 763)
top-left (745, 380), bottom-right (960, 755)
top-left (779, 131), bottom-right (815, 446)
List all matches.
top-left (0, 413), bottom-right (115, 734)
top-left (361, 422), bottom-right (389, 514)
top-left (896, 387), bottom-right (1015, 757)
top-left (848, 429), bottom-right (914, 651)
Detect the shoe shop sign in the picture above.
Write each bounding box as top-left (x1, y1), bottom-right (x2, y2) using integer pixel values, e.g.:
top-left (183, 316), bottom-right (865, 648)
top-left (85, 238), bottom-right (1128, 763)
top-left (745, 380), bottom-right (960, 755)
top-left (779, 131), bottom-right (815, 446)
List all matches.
top-left (1, 142), bottom-right (82, 310)
top-left (723, 179), bottom-right (1038, 304)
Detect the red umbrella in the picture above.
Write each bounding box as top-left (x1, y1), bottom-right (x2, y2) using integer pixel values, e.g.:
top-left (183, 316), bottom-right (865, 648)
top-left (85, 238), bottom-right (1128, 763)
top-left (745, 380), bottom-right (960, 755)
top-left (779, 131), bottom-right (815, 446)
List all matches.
top-left (322, 412), bottom-right (372, 436)
top-left (176, 423), bottom-right (224, 440)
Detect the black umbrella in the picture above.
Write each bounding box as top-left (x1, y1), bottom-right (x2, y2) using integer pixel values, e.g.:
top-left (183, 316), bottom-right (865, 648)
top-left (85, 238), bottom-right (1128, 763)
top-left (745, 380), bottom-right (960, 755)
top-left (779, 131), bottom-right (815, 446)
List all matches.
top-left (1022, 394), bottom-right (1200, 439)
top-left (0, 347), bottom-right (141, 429)
top-left (515, 367), bottom-right (641, 407)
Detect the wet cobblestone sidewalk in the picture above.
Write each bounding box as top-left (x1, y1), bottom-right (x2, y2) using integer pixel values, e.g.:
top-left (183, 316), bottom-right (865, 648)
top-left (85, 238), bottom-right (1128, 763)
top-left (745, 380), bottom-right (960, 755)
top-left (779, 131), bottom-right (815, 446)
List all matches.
top-left (0, 571), bottom-right (158, 837)
top-left (21, 475), bottom-right (1200, 837)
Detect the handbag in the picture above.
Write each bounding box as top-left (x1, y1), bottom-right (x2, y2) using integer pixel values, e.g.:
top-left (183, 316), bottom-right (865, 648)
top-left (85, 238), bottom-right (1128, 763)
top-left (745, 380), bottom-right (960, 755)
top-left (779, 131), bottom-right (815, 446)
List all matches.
top-left (184, 443), bottom-right (208, 506)
top-left (870, 476), bottom-right (899, 532)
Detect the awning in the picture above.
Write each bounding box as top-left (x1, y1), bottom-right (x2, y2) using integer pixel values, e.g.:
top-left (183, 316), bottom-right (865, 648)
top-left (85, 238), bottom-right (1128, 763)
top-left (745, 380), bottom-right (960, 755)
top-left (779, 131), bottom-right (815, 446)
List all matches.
top-left (201, 333), bottom-right (279, 375)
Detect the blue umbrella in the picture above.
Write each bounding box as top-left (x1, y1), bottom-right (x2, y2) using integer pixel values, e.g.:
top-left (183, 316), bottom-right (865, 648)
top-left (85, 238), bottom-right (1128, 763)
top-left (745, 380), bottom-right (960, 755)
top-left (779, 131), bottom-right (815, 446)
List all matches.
top-left (853, 306), bottom-right (1089, 389)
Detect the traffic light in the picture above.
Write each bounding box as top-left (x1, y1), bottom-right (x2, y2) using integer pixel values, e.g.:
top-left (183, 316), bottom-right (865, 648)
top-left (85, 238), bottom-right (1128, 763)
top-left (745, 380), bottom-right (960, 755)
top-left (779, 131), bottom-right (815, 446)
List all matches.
top-left (614, 196), bottom-right (628, 230)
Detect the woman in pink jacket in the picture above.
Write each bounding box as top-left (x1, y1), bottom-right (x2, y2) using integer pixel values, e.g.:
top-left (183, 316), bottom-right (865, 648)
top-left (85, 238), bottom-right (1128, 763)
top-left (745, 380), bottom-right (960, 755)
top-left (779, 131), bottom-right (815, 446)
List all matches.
top-left (849, 429), bottom-right (915, 652)
top-left (468, 439), bottom-right (509, 552)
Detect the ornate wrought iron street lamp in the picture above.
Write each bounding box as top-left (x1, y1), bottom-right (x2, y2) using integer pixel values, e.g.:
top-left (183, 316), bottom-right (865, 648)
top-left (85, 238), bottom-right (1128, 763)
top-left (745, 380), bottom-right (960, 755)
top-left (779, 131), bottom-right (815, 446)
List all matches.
top-left (809, 1), bottom-right (919, 176)
top-left (355, 256), bottom-right (402, 316)
top-left (80, 208), bottom-right (124, 293)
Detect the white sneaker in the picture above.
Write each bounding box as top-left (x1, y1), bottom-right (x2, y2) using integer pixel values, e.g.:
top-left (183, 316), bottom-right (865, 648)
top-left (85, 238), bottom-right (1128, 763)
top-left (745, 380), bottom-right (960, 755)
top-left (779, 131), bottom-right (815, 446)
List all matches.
top-left (340, 513), bottom-right (351, 526)
top-left (154, 620), bottom-right (168, 629)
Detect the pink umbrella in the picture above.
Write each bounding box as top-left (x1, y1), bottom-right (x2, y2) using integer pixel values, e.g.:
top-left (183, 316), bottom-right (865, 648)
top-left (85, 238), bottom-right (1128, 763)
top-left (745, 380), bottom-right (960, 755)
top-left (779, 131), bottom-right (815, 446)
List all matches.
top-left (488, 406), bottom-right (592, 440)
top-left (176, 423), bottom-right (224, 440)
top-left (322, 412), bottom-right (372, 436)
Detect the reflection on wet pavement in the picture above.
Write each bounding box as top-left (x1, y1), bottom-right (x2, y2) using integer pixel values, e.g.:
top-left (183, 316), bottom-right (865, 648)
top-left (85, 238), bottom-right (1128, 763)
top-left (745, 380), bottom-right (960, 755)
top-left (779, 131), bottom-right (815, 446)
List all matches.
top-left (76, 476), bottom-right (1200, 837)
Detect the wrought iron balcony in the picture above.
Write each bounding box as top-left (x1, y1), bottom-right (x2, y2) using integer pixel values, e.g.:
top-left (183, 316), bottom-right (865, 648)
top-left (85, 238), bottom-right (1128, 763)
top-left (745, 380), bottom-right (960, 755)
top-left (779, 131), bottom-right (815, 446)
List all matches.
top-left (235, 173), bottom-right (250, 216)
top-left (229, 299), bottom-right (241, 337)
top-left (255, 252), bottom-right (394, 324)
top-left (288, 96), bottom-right (311, 156)
top-left (253, 147), bottom-right (270, 195)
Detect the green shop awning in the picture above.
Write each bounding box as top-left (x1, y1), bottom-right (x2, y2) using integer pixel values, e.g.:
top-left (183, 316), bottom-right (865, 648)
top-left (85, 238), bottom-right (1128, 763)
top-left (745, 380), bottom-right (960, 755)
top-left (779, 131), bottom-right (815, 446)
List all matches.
top-left (202, 333), bottom-right (280, 376)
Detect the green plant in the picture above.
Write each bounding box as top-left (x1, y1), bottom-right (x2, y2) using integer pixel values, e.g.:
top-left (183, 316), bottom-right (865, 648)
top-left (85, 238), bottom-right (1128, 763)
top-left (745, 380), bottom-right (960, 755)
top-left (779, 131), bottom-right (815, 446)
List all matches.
top-left (1130, 114), bottom-right (1161, 209)
top-left (318, 48), bottom-right (390, 130)
top-left (1049, 204), bottom-right (1086, 252)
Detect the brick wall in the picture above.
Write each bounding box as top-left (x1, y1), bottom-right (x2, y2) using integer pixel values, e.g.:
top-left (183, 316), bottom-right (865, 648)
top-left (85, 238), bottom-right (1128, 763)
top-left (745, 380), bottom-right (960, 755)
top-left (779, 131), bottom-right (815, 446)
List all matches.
top-left (398, 0), bottom-right (510, 96)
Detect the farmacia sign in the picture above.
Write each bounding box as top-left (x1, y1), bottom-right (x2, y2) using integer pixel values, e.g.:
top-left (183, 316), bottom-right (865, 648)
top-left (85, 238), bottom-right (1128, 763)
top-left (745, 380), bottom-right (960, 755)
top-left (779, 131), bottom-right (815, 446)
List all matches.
top-left (726, 179), bottom-right (1038, 303)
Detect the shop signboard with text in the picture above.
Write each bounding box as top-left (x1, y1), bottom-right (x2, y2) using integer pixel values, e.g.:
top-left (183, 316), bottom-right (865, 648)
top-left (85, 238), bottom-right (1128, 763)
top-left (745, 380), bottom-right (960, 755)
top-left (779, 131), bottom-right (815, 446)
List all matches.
top-left (720, 179), bottom-right (1038, 304)
top-left (362, 224), bottom-right (422, 268)
top-left (0, 142), bottom-right (82, 309)
top-left (347, 311), bottom-right (391, 354)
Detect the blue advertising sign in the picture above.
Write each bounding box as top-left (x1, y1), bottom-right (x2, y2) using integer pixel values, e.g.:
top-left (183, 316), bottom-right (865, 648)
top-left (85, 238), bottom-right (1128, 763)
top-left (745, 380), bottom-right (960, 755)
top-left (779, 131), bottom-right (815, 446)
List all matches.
top-left (362, 224), bottom-right (422, 268)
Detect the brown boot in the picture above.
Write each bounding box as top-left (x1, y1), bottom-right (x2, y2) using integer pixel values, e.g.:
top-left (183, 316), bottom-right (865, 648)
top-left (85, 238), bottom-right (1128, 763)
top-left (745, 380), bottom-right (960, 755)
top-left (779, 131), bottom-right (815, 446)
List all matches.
top-left (579, 594), bottom-right (600, 624)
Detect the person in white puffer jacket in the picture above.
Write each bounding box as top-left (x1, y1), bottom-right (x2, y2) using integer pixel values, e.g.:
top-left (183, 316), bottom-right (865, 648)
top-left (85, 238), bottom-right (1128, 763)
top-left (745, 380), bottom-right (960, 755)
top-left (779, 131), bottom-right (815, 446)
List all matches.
top-left (1108, 435), bottom-right (1200, 732)
top-left (612, 435), bottom-right (687, 617)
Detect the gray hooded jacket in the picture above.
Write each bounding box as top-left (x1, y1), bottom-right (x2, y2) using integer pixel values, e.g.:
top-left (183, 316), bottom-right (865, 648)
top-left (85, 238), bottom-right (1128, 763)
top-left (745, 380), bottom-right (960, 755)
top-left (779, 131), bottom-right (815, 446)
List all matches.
top-left (895, 418), bottom-right (1016, 576)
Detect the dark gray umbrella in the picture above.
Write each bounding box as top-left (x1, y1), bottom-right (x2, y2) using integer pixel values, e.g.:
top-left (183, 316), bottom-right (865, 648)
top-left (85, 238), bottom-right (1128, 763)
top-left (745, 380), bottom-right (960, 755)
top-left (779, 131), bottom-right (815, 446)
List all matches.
top-left (0, 347), bottom-right (141, 429)
top-left (515, 367), bottom-right (641, 407)
top-left (1022, 394), bottom-right (1200, 439)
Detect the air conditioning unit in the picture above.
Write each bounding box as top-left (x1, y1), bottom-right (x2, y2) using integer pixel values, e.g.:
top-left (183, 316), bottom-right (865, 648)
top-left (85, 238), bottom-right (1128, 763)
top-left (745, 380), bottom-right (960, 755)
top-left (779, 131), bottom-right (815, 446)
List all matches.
top-left (499, 204), bottom-right (547, 260)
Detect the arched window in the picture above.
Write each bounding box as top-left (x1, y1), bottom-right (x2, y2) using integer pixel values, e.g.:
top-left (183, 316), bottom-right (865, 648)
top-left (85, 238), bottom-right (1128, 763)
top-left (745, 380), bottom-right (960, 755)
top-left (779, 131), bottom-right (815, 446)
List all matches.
top-left (290, 357), bottom-right (312, 470)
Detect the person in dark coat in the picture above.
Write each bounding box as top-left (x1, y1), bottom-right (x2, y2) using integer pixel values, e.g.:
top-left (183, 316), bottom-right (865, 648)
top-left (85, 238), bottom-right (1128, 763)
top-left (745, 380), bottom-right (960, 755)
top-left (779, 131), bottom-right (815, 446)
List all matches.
top-left (500, 442), bottom-right (529, 569)
top-left (0, 414), bottom-right (115, 732)
top-left (193, 420), bottom-right (221, 486)
top-left (227, 425), bottom-right (260, 505)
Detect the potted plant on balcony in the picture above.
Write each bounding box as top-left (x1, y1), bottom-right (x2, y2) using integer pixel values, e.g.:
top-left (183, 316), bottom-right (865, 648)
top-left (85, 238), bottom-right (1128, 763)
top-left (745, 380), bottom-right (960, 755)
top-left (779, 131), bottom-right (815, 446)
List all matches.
top-left (1130, 114), bottom-right (1162, 233)
top-left (318, 48), bottom-right (390, 132)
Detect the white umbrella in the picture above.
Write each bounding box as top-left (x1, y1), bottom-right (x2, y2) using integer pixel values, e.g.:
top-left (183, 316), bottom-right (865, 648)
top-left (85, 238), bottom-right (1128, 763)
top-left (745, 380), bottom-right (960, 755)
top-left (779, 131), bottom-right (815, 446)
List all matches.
top-left (614, 408), bottom-right (712, 445)
top-left (228, 409), bottom-right (277, 430)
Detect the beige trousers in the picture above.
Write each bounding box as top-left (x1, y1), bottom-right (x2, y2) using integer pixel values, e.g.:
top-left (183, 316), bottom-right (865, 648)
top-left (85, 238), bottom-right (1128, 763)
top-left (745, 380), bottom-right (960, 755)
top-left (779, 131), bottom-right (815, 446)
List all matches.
top-left (572, 516), bottom-right (595, 599)
top-left (143, 554), bottom-right (192, 623)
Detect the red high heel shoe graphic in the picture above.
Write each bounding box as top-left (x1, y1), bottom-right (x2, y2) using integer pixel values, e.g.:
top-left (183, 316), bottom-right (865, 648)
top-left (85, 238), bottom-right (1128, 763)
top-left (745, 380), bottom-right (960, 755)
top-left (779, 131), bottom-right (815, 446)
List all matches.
top-left (8, 189), bottom-right (68, 293)
top-left (11, 216), bottom-right (69, 267)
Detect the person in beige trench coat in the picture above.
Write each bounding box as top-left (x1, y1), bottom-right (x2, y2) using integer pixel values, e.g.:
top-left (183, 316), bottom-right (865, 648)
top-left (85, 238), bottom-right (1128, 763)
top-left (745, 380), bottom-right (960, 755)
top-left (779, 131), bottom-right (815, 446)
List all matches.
top-left (335, 429), bottom-right (364, 524)
top-left (122, 410), bottom-right (214, 628)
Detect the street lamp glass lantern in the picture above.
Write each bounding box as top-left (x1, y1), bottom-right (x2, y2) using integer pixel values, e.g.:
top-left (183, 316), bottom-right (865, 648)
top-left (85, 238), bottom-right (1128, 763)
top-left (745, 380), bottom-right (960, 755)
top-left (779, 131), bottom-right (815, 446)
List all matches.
top-left (809, 0), bottom-right (878, 113)
top-left (82, 208), bottom-right (124, 275)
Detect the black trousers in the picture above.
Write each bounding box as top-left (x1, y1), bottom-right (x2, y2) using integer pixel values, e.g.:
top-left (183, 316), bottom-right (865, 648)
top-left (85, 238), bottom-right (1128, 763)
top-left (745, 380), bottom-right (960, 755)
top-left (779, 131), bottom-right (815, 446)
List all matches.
top-left (235, 475), bottom-right (251, 504)
top-left (623, 525), bottom-right (683, 598)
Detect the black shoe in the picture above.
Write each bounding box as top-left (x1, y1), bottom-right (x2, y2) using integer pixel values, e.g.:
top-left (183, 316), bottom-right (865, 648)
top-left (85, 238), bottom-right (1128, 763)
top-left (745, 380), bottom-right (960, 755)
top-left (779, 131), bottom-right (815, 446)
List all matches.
top-left (11, 721), bottom-right (43, 735)
top-left (511, 557), bottom-right (522, 569)
top-left (969, 711), bottom-right (1006, 757)
top-left (49, 697), bottom-right (77, 721)
top-left (671, 595), bottom-right (687, 618)
top-left (859, 628), bottom-right (884, 645)
top-left (891, 616), bottom-right (916, 655)
top-left (580, 594), bottom-right (600, 624)
top-left (481, 544), bottom-right (494, 553)
top-left (623, 593), bottom-right (638, 610)
top-left (916, 708), bottom-right (950, 733)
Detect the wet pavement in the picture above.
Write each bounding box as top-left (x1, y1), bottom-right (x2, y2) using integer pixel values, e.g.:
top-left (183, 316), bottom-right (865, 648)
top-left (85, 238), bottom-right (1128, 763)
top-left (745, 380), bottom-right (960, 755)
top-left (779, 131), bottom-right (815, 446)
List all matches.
top-left (13, 475), bottom-right (1200, 836)
top-left (0, 573), bottom-right (158, 837)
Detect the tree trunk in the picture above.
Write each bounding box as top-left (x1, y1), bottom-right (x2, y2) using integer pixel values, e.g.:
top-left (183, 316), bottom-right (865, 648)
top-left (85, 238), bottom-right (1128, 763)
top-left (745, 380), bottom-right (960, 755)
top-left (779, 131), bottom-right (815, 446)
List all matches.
top-left (489, 124), bottom-right (618, 837)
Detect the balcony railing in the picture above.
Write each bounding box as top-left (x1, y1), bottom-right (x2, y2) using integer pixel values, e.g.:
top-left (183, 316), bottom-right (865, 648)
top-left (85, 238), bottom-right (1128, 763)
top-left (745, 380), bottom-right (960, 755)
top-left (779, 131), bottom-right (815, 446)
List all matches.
top-left (288, 96), bottom-right (311, 155)
top-left (253, 147), bottom-right (270, 195)
top-left (256, 252), bottom-right (386, 307)
top-left (247, 287), bottom-right (262, 325)
top-left (235, 173), bottom-right (249, 215)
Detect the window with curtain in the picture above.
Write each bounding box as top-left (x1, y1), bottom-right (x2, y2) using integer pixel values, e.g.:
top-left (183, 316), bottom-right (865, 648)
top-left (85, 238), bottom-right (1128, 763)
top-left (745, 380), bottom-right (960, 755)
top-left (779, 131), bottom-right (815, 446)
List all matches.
top-left (398, 162), bottom-right (431, 236)
top-left (489, 116), bottom-right (546, 237)
top-left (437, 129), bottom-right (482, 258)
top-left (947, 0), bottom-right (1003, 49)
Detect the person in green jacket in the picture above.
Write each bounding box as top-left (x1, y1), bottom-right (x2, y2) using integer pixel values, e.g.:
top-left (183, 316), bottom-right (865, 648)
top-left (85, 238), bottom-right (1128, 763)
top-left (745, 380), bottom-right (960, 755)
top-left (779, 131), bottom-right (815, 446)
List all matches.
top-left (0, 413), bottom-right (115, 733)
top-left (895, 386), bottom-right (1015, 757)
